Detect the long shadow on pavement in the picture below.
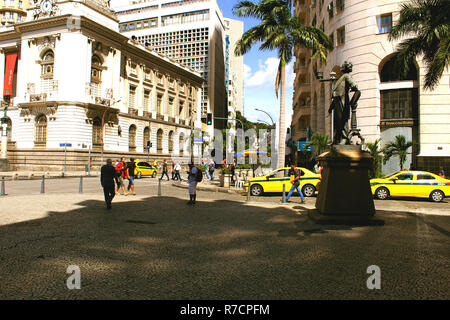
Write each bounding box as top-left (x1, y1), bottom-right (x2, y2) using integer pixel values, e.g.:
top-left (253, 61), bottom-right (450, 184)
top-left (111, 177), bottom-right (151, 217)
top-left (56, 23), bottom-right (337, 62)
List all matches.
top-left (0, 196), bottom-right (449, 300)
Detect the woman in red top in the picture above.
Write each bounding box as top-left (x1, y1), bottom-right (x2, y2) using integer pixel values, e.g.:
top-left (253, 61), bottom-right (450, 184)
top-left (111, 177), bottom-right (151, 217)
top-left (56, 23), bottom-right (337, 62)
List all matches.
top-left (115, 157), bottom-right (129, 195)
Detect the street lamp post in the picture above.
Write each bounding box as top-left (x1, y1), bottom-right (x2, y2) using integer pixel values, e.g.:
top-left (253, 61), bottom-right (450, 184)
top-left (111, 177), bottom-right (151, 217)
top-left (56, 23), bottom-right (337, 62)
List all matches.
top-left (315, 71), bottom-right (336, 141)
top-left (255, 108), bottom-right (275, 127)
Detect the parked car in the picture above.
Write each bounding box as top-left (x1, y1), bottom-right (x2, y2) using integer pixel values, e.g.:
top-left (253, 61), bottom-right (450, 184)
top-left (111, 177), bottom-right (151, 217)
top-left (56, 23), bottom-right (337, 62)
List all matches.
top-left (127, 160), bottom-right (157, 179)
top-left (243, 167), bottom-right (321, 197)
top-left (370, 170), bottom-right (450, 202)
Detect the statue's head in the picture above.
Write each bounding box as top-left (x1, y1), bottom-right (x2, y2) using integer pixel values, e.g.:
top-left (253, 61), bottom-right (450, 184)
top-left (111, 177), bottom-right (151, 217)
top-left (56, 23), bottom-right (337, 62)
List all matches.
top-left (341, 61), bottom-right (353, 74)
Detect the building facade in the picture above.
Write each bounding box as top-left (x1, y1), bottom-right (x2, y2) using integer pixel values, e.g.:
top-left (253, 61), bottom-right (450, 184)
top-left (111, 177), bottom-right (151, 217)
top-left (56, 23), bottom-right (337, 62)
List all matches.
top-left (291, 0), bottom-right (450, 174)
top-left (111, 0), bottom-right (234, 131)
top-left (0, 0), bottom-right (29, 27)
top-left (0, 0), bottom-right (203, 171)
top-left (224, 17), bottom-right (244, 129)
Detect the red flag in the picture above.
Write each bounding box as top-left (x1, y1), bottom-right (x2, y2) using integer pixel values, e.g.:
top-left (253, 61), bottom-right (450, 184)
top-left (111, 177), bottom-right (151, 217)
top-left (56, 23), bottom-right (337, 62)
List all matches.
top-left (3, 53), bottom-right (17, 96)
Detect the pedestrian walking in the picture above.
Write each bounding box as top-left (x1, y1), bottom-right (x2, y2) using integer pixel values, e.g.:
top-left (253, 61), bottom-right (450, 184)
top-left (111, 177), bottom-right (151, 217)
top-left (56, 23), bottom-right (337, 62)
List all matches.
top-left (113, 159), bottom-right (120, 187)
top-left (208, 160), bottom-right (215, 181)
top-left (101, 159), bottom-right (116, 210)
top-left (285, 163), bottom-right (305, 203)
top-left (230, 163), bottom-right (236, 183)
top-left (187, 163), bottom-right (200, 205)
top-left (127, 157), bottom-right (137, 195)
top-left (159, 159), bottom-right (170, 181)
top-left (174, 162), bottom-right (182, 181)
top-left (115, 157), bottom-right (129, 195)
top-left (314, 161), bottom-right (320, 174)
top-left (202, 160), bottom-right (210, 179)
top-left (171, 161), bottom-right (176, 180)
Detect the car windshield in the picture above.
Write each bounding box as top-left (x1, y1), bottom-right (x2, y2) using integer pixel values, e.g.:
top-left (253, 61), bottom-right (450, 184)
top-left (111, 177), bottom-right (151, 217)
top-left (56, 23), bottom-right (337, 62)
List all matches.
top-left (383, 171), bottom-right (401, 179)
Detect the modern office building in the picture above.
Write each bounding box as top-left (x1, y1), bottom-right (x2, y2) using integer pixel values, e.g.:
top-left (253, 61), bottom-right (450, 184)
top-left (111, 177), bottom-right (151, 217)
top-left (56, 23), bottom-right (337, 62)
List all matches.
top-left (291, 0), bottom-right (450, 174)
top-left (224, 17), bottom-right (244, 129)
top-left (0, 0), bottom-right (203, 171)
top-left (0, 0), bottom-right (29, 27)
top-left (111, 0), bottom-right (236, 131)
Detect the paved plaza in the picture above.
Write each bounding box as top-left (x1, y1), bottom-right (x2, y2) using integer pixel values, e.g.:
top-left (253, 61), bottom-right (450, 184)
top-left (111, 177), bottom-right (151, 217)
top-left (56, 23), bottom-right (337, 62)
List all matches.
top-left (0, 177), bottom-right (449, 299)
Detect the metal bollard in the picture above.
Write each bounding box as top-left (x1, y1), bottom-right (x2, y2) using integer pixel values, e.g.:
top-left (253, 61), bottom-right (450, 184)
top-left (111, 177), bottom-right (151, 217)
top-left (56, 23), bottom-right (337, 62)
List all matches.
top-left (41, 175), bottom-right (45, 194)
top-left (246, 182), bottom-right (251, 202)
top-left (1, 177), bottom-right (5, 196)
top-left (79, 176), bottom-right (83, 194)
top-left (157, 178), bottom-right (161, 196)
top-left (282, 184), bottom-right (286, 203)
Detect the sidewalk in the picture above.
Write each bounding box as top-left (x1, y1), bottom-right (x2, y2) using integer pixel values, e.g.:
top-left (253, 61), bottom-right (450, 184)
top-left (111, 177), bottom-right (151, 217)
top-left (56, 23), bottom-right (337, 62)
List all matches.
top-left (172, 178), bottom-right (243, 195)
top-left (0, 171), bottom-right (99, 180)
top-left (172, 179), bottom-right (450, 216)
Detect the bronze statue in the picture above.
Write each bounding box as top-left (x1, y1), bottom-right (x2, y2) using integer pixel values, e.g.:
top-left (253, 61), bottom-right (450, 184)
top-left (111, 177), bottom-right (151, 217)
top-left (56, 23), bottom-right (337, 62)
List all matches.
top-left (329, 61), bottom-right (362, 144)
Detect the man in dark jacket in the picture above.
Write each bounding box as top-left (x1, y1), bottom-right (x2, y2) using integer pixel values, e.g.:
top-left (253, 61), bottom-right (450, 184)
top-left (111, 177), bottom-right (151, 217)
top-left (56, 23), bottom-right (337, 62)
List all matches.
top-left (101, 159), bottom-right (116, 209)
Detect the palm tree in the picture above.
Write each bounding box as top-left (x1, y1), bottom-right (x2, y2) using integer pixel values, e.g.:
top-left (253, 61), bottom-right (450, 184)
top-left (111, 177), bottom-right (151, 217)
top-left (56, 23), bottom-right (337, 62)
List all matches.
top-left (388, 0), bottom-right (450, 90)
top-left (233, 0), bottom-right (332, 169)
top-left (365, 138), bottom-right (383, 178)
top-left (304, 132), bottom-right (331, 157)
top-left (382, 135), bottom-right (414, 170)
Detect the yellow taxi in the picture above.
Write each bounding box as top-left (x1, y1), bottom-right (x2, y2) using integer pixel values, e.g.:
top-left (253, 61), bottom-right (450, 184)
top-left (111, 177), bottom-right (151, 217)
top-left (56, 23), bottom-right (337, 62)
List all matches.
top-left (128, 159), bottom-right (157, 179)
top-left (370, 170), bottom-right (450, 202)
top-left (243, 167), bottom-right (321, 197)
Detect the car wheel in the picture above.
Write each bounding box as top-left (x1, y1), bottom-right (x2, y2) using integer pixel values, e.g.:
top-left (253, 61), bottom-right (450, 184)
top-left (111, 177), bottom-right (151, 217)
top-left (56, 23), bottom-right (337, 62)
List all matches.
top-left (152, 172), bottom-right (157, 178)
top-left (250, 184), bottom-right (263, 196)
top-left (302, 184), bottom-right (316, 197)
top-left (375, 187), bottom-right (389, 200)
top-left (430, 190), bottom-right (444, 202)
top-left (136, 171), bottom-right (142, 179)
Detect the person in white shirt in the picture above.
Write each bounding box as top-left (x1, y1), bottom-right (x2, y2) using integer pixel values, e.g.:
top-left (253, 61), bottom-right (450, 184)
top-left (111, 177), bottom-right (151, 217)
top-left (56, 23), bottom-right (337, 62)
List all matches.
top-left (174, 162), bottom-right (182, 181)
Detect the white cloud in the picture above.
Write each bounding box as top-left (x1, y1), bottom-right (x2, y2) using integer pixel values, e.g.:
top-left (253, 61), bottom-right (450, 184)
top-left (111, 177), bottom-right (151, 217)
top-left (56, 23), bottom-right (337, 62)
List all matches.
top-left (244, 57), bottom-right (295, 89)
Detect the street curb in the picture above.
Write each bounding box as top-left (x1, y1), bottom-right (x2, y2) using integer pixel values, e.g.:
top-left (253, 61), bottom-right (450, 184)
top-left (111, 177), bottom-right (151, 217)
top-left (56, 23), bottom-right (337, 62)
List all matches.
top-left (172, 182), bottom-right (243, 195)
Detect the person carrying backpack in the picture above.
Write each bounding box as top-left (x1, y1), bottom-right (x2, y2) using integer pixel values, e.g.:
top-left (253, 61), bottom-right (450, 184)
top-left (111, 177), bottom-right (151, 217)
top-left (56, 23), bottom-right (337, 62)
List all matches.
top-left (187, 162), bottom-right (201, 205)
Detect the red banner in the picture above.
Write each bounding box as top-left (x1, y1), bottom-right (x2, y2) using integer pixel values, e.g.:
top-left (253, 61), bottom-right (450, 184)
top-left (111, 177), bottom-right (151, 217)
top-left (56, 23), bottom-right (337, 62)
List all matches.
top-left (3, 53), bottom-right (17, 96)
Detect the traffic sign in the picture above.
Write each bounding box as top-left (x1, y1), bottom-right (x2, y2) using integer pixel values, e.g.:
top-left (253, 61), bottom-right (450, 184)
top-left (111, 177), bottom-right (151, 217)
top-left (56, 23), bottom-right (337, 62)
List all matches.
top-left (60, 143), bottom-right (72, 147)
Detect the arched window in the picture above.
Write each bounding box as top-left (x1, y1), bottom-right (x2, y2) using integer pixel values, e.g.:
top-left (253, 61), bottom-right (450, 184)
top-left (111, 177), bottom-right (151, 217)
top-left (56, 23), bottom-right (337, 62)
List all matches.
top-left (129, 125), bottom-right (137, 152)
top-left (168, 131), bottom-right (174, 152)
top-left (143, 127), bottom-right (150, 150)
top-left (380, 56), bottom-right (419, 120)
top-left (157, 129), bottom-right (163, 152)
top-left (35, 114), bottom-right (47, 146)
top-left (40, 50), bottom-right (54, 79)
top-left (179, 133), bottom-right (184, 156)
top-left (380, 57), bottom-right (418, 82)
top-left (92, 117), bottom-right (102, 146)
top-left (91, 55), bottom-right (103, 84)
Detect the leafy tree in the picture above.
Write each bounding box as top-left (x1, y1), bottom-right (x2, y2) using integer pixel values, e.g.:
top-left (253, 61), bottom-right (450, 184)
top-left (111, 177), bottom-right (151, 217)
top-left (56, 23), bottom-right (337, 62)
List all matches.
top-left (365, 138), bottom-right (383, 178)
top-left (233, 0), bottom-right (332, 169)
top-left (382, 135), bottom-right (414, 170)
top-left (304, 132), bottom-right (331, 157)
top-left (389, 0), bottom-right (450, 90)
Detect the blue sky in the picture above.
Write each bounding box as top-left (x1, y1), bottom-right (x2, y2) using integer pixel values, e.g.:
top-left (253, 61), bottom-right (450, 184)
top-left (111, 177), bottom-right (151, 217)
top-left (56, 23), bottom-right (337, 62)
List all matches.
top-left (218, 0), bottom-right (294, 126)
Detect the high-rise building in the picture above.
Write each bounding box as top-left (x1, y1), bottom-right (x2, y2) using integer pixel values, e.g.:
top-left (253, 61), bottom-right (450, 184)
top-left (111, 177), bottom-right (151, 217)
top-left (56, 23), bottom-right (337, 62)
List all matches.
top-left (0, 0), bottom-right (29, 27)
top-left (291, 0), bottom-right (450, 174)
top-left (111, 0), bottom-right (233, 130)
top-left (224, 17), bottom-right (244, 129)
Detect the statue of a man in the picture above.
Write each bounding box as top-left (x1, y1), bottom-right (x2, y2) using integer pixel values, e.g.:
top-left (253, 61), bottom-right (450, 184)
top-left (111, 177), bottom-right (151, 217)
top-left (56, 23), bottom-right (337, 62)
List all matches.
top-left (329, 61), bottom-right (360, 144)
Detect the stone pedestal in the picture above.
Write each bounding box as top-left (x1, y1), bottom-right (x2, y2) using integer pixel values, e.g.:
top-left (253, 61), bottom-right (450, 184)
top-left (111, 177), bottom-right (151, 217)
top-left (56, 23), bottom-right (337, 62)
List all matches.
top-left (310, 145), bottom-right (383, 226)
top-left (0, 159), bottom-right (10, 171)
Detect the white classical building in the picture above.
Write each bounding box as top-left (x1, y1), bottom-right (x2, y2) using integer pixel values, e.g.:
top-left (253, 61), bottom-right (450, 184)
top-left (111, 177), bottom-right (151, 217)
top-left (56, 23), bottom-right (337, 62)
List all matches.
top-left (291, 0), bottom-right (450, 174)
top-left (0, 0), bottom-right (204, 171)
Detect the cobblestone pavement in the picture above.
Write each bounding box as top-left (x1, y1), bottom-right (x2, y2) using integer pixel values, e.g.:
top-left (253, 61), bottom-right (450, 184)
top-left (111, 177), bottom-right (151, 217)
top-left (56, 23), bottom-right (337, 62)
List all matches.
top-left (0, 180), bottom-right (449, 299)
